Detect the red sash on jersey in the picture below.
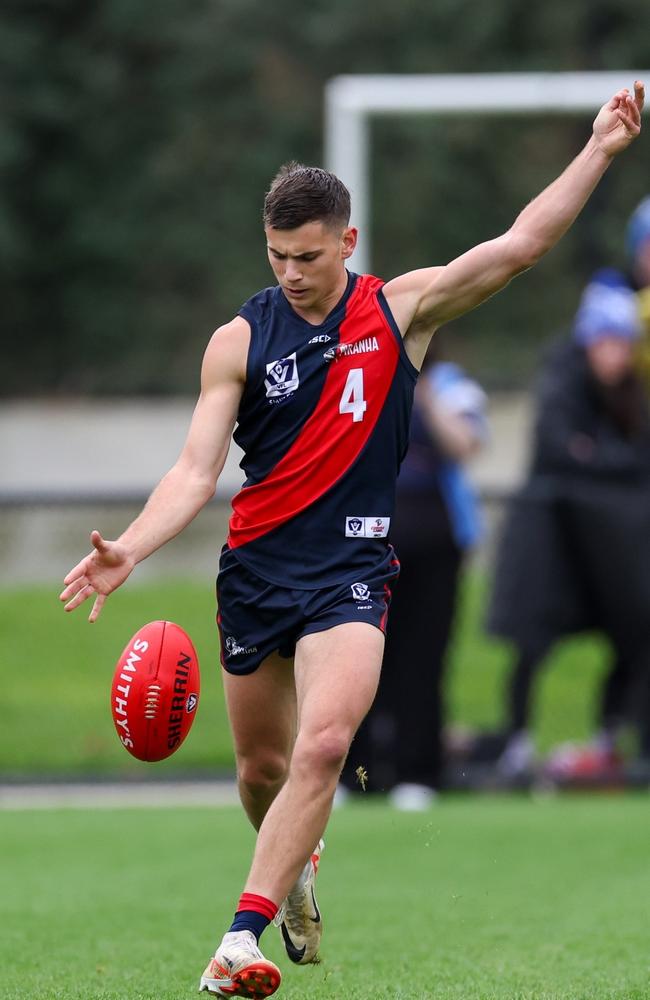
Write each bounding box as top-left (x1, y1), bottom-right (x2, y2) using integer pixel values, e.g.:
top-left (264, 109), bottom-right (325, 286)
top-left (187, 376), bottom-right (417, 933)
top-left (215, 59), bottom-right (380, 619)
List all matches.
top-left (228, 276), bottom-right (400, 550)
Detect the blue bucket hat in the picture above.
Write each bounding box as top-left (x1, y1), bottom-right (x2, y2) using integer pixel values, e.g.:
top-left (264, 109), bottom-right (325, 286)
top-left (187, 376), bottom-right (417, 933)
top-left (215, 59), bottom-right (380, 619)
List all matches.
top-left (625, 196), bottom-right (650, 263)
top-left (573, 269), bottom-right (642, 346)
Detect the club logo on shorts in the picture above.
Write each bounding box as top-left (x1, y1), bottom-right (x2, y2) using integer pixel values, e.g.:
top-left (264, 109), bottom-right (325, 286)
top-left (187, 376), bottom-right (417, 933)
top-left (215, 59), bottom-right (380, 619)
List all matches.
top-left (225, 635), bottom-right (258, 657)
top-left (265, 353), bottom-right (299, 401)
top-left (345, 516), bottom-right (390, 538)
top-left (351, 582), bottom-right (370, 601)
top-left (186, 693), bottom-right (198, 713)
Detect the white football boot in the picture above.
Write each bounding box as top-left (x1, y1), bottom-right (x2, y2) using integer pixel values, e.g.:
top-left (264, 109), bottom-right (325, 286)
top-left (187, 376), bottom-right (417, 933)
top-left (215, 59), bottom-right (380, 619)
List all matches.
top-left (199, 930), bottom-right (281, 998)
top-left (274, 839), bottom-right (324, 965)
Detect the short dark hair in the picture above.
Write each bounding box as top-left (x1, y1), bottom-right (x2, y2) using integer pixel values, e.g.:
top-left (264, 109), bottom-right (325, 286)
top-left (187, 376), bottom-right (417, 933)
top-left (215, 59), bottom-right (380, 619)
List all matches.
top-left (263, 162), bottom-right (351, 231)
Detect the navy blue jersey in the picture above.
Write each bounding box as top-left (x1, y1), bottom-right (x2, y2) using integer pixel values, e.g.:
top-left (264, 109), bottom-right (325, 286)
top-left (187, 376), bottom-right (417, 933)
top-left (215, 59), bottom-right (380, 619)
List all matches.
top-left (227, 271), bottom-right (418, 588)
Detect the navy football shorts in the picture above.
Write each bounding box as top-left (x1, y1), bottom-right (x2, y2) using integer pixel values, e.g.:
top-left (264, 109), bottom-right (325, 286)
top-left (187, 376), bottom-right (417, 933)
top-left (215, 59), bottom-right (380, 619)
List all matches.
top-left (216, 545), bottom-right (400, 675)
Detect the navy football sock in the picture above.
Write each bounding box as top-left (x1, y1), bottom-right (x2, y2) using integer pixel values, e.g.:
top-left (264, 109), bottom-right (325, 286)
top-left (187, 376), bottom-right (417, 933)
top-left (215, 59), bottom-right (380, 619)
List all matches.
top-left (228, 892), bottom-right (278, 942)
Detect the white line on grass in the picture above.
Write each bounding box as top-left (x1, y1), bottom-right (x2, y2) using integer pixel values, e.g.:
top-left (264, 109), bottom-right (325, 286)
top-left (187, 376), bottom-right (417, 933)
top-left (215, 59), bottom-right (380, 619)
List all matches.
top-left (0, 781), bottom-right (240, 810)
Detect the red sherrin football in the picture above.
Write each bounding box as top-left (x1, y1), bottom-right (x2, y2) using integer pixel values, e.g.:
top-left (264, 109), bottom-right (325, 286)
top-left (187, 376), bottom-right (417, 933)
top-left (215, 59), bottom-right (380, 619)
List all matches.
top-left (111, 620), bottom-right (200, 762)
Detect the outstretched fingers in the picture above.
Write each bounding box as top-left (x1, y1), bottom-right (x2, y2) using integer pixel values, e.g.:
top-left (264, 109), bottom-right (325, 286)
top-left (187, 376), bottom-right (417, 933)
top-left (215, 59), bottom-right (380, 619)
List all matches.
top-left (607, 88), bottom-right (626, 110)
top-left (60, 530), bottom-right (117, 602)
top-left (89, 593), bottom-right (106, 623)
top-left (606, 82), bottom-right (643, 114)
top-left (62, 555), bottom-right (92, 588)
top-left (60, 569), bottom-right (108, 620)
top-left (61, 578), bottom-right (95, 612)
top-left (617, 91), bottom-right (642, 135)
top-left (634, 80), bottom-right (645, 113)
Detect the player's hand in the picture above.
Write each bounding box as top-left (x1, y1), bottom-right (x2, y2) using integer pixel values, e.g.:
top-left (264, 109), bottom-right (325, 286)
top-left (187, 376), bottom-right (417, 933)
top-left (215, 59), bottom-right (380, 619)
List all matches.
top-left (59, 530), bottom-right (135, 622)
top-left (593, 81), bottom-right (644, 157)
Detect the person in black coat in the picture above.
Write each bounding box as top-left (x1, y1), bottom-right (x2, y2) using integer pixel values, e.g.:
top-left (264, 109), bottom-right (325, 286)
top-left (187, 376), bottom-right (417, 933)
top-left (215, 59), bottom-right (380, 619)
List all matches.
top-left (340, 348), bottom-right (488, 808)
top-left (487, 270), bottom-right (650, 779)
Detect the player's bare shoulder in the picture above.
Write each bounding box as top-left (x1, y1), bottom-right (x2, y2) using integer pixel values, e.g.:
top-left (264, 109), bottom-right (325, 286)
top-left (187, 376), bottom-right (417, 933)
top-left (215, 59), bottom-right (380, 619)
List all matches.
top-left (202, 315), bottom-right (251, 388)
top-left (383, 267), bottom-right (446, 337)
top-left (382, 268), bottom-right (446, 370)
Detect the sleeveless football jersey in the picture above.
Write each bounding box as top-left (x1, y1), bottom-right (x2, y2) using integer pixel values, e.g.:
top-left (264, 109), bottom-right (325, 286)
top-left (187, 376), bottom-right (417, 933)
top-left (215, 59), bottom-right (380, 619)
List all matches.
top-left (226, 271), bottom-right (418, 588)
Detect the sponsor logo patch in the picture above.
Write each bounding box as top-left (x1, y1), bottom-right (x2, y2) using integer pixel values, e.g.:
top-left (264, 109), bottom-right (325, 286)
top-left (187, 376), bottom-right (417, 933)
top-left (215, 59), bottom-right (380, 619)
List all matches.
top-left (308, 334), bottom-right (331, 344)
top-left (265, 353), bottom-right (299, 400)
top-left (345, 516), bottom-right (390, 538)
top-left (324, 336), bottom-right (380, 362)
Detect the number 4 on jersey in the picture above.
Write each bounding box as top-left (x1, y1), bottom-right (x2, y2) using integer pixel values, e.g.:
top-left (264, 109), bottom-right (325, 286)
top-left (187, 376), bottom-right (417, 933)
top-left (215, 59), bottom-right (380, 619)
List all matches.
top-left (339, 368), bottom-right (367, 422)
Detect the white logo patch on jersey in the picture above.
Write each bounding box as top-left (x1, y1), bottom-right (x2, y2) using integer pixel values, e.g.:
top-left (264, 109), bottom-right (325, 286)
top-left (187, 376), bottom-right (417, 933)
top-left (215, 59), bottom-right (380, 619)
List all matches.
top-left (367, 516), bottom-right (390, 538)
top-left (265, 353), bottom-right (299, 400)
top-left (345, 516), bottom-right (390, 538)
top-left (308, 334), bottom-right (331, 344)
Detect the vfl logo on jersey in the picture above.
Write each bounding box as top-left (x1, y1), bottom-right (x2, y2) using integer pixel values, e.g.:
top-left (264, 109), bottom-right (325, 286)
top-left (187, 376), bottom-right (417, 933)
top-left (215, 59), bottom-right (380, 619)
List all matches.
top-left (324, 336), bottom-right (380, 362)
top-left (351, 582), bottom-right (370, 601)
top-left (345, 516), bottom-right (391, 538)
top-left (265, 353), bottom-right (299, 400)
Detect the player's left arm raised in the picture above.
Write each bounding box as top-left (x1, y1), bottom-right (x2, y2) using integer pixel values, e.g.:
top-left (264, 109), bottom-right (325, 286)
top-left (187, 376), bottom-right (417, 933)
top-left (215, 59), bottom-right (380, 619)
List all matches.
top-left (385, 81), bottom-right (644, 363)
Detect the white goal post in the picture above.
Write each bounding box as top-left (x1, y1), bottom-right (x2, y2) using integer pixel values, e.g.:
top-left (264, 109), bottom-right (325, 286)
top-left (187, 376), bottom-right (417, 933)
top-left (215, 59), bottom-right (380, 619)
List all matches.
top-left (324, 71), bottom-right (649, 274)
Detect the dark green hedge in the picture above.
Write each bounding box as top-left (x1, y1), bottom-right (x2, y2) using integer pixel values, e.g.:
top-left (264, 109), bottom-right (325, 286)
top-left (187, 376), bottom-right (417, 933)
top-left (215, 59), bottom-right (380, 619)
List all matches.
top-left (3, 0), bottom-right (649, 393)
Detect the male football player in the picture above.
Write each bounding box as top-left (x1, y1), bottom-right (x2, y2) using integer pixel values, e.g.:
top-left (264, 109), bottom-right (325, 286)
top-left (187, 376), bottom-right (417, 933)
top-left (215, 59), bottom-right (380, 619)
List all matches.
top-left (61, 82), bottom-right (643, 998)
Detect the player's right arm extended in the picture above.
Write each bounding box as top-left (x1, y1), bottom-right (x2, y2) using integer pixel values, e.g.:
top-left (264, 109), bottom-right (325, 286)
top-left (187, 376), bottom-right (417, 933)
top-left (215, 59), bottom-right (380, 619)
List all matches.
top-left (60, 317), bottom-right (250, 621)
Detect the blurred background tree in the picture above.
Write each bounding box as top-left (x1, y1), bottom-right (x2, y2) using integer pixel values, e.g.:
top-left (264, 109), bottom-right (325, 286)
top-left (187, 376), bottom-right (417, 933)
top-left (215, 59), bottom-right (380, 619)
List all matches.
top-left (2, 0), bottom-right (649, 394)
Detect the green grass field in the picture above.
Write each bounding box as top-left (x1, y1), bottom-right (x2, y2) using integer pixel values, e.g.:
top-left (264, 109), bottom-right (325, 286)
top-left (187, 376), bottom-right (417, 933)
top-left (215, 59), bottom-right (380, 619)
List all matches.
top-left (2, 797), bottom-right (649, 999)
top-left (2, 575), bottom-right (612, 776)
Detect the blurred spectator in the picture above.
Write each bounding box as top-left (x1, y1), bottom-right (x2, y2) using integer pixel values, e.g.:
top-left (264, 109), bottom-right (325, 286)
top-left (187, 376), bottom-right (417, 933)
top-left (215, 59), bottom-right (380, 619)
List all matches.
top-left (627, 196), bottom-right (650, 382)
top-left (340, 344), bottom-right (487, 809)
top-left (487, 271), bottom-right (650, 783)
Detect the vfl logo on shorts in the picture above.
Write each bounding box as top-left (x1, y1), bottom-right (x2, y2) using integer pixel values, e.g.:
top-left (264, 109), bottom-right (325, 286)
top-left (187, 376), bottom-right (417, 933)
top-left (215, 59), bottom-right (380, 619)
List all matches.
top-left (351, 582), bottom-right (371, 601)
top-left (265, 353), bottom-right (299, 400)
top-left (345, 516), bottom-right (390, 538)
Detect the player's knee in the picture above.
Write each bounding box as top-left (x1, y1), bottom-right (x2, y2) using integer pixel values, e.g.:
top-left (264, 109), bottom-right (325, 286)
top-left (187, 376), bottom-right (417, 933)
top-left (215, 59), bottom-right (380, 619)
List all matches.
top-left (237, 751), bottom-right (289, 797)
top-left (294, 726), bottom-right (351, 778)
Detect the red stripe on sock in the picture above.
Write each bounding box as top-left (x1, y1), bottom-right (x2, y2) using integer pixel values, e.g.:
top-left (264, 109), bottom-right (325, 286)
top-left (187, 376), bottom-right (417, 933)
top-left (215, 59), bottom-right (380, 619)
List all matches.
top-left (236, 893), bottom-right (278, 922)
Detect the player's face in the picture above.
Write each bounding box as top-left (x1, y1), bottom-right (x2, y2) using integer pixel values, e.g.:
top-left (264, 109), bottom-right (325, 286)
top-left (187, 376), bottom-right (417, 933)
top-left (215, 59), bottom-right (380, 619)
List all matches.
top-left (586, 335), bottom-right (634, 385)
top-left (265, 221), bottom-right (357, 314)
